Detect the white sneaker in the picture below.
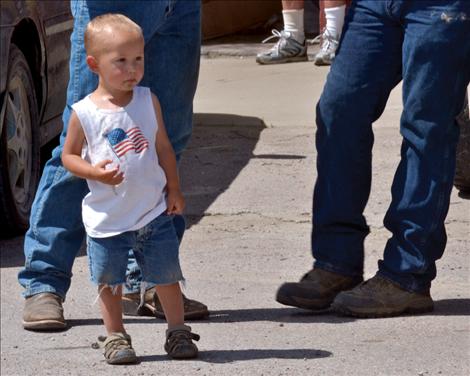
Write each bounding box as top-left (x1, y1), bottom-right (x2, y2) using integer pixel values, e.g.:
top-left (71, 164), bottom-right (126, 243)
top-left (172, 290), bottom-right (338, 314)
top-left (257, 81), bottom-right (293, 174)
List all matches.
top-left (313, 29), bottom-right (339, 66)
top-left (256, 29), bottom-right (308, 65)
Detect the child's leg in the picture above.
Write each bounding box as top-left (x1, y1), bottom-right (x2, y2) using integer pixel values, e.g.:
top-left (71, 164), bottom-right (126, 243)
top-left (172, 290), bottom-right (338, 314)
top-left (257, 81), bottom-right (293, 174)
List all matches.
top-left (97, 284), bottom-right (137, 364)
top-left (156, 283), bottom-right (200, 360)
top-left (155, 283), bottom-right (184, 328)
top-left (135, 214), bottom-right (199, 359)
top-left (99, 285), bottom-right (125, 334)
top-left (87, 234), bottom-right (137, 364)
top-left (133, 214), bottom-right (185, 328)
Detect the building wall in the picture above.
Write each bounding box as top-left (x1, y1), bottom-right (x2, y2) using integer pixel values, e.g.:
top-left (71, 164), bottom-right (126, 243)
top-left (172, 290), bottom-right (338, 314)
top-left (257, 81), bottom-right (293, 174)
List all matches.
top-left (202, 0), bottom-right (282, 40)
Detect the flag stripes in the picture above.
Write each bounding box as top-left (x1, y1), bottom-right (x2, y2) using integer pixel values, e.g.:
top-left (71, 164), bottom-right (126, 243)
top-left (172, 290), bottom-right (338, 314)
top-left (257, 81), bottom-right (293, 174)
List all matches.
top-left (106, 127), bottom-right (149, 158)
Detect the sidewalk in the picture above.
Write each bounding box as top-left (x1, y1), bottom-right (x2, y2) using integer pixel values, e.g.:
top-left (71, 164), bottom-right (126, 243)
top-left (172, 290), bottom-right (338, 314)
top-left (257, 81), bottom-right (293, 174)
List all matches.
top-left (1, 45), bottom-right (469, 376)
top-left (201, 35), bottom-right (322, 60)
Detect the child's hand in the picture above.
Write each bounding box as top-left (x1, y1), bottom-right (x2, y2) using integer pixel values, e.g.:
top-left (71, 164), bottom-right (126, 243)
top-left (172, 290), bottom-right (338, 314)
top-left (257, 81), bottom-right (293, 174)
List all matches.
top-left (166, 188), bottom-right (185, 215)
top-left (91, 159), bottom-right (124, 185)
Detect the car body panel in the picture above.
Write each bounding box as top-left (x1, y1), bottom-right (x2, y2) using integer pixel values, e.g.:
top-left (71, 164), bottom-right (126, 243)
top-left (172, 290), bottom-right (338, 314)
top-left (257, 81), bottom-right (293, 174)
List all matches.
top-left (0, 0), bottom-right (72, 232)
top-left (37, 2), bottom-right (72, 125)
top-left (0, 0), bottom-right (72, 145)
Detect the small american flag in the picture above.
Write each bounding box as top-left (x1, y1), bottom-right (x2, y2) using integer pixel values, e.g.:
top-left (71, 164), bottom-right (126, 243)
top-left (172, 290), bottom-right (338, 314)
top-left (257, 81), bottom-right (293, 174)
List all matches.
top-left (105, 127), bottom-right (149, 158)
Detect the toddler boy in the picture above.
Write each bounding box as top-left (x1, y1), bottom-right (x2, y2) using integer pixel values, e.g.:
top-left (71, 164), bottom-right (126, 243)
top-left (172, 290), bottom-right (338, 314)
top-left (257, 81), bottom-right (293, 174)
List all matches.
top-left (62, 13), bottom-right (199, 364)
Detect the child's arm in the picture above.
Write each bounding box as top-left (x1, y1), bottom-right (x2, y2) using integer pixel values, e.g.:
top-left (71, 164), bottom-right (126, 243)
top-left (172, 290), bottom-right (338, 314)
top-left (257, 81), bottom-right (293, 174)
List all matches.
top-left (62, 111), bottom-right (124, 185)
top-left (151, 94), bottom-right (185, 215)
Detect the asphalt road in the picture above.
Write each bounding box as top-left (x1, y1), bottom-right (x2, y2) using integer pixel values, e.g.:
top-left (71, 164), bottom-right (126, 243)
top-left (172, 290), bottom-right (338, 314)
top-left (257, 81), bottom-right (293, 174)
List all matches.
top-left (1, 53), bottom-right (469, 376)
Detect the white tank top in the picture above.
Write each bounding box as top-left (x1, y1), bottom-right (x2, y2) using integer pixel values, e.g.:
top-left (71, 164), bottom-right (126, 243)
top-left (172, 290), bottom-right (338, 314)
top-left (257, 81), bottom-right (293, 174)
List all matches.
top-left (72, 86), bottom-right (167, 238)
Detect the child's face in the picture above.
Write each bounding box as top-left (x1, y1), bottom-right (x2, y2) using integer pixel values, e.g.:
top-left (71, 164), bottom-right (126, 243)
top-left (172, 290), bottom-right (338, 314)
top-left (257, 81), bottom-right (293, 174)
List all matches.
top-left (92, 29), bottom-right (145, 92)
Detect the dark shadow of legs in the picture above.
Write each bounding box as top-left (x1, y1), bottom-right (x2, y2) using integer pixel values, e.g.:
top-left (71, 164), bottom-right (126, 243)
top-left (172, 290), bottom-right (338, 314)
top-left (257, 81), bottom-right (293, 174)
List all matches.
top-left (30, 299), bottom-right (470, 336)
top-left (207, 307), bottom-right (355, 324)
top-left (62, 308), bottom-right (352, 329)
top-left (432, 299), bottom-right (470, 316)
top-left (139, 348), bottom-right (332, 363)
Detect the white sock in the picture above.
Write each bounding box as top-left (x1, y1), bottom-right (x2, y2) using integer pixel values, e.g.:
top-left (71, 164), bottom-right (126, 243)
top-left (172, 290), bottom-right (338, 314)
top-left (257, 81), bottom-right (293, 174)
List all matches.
top-left (282, 9), bottom-right (305, 43)
top-left (325, 5), bottom-right (346, 39)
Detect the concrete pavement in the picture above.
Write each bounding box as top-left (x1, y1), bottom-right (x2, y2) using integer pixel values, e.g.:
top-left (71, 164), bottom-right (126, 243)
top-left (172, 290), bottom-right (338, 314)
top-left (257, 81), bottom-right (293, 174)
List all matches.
top-left (1, 47), bottom-right (469, 376)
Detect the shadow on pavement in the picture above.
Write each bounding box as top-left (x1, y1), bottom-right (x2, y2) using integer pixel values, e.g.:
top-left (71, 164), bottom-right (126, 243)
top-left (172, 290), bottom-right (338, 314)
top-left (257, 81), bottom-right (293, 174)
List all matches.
top-left (64, 300), bottom-right (470, 331)
top-left (65, 317), bottom-right (161, 328)
top-left (181, 113), bottom-right (266, 228)
top-left (252, 153), bottom-right (305, 160)
top-left (64, 308), bottom-right (351, 329)
top-left (198, 348), bottom-right (332, 363)
top-left (138, 348), bottom-right (332, 363)
top-left (0, 237), bottom-right (25, 268)
top-left (206, 301), bottom-right (470, 321)
top-left (0, 113), bottom-right (266, 267)
top-left (207, 307), bottom-right (354, 324)
top-left (432, 299), bottom-right (470, 316)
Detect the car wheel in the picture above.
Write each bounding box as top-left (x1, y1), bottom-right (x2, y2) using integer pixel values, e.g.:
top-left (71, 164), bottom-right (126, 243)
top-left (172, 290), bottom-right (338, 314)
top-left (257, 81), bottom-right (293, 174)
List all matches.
top-left (454, 91), bottom-right (470, 199)
top-left (0, 44), bottom-right (40, 234)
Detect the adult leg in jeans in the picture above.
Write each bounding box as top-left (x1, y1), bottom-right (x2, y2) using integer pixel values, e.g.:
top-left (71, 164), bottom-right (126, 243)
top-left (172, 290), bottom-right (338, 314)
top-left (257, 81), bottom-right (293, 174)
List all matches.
top-left (276, 0), bottom-right (403, 311)
top-left (19, 0), bottom-right (207, 331)
top-left (312, 0), bottom-right (406, 276)
top-left (328, 0), bottom-right (470, 316)
top-left (277, 0), bottom-right (470, 316)
top-left (19, 0), bottom-right (98, 330)
top-left (122, 1), bottom-right (208, 319)
top-left (377, 1), bottom-right (470, 293)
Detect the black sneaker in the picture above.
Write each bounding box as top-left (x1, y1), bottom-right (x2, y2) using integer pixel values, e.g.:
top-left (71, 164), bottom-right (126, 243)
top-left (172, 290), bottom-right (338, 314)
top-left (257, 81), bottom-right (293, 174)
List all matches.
top-left (276, 268), bottom-right (363, 311)
top-left (165, 325), bottom-right (200, 359)
top-left (332, 274), bottom-right (434, 318)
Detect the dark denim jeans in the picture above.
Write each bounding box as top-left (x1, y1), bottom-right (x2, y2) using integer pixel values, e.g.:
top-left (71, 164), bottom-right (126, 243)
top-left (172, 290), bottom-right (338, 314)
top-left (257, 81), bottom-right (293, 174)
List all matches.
top-left (312, 0), bottom-right (470, 292)
top-left (18, 0), bottom-right (201, 299)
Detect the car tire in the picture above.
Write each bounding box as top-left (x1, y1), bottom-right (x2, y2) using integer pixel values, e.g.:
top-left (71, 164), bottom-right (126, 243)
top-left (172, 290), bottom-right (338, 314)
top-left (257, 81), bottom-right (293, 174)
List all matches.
top-left (0, 44), bottom-right (40, 235)
top-left (454, 92), bottom-right (470, 199)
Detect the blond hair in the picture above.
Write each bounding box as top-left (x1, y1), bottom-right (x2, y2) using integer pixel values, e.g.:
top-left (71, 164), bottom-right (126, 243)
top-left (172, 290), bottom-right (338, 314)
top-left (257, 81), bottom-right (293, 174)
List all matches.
top-left (84, 13), bottom-right (143, 56)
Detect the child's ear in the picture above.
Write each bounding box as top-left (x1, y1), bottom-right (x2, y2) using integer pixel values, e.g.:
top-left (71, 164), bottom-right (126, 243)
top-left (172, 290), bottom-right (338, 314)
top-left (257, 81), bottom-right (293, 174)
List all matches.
top-left (86, 55), bottom-right (99, 73)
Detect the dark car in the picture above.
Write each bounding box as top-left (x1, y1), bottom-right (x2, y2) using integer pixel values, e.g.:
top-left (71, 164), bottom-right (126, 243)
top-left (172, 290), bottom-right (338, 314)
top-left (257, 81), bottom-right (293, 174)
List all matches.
top-left (0, 0), bottom-right (72, 233)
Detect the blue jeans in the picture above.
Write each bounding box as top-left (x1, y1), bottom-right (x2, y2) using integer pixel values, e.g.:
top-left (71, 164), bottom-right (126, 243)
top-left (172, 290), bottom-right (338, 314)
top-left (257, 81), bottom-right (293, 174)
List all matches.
top-left (18, 0), bottom-right (201, 299)
top-left (312, 0), bottom-right (470, 292)
top-left (87, 214), bottom-right (183, 287)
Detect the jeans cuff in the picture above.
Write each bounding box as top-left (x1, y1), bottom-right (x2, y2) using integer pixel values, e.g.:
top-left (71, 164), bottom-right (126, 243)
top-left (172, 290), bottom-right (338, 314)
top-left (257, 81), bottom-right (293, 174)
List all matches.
top-left (22, 286), bottom-right (65, 301)
top-left (376, 270), bottom-right (431, 293)
top-left (313, 260), bottom-right (363, 278)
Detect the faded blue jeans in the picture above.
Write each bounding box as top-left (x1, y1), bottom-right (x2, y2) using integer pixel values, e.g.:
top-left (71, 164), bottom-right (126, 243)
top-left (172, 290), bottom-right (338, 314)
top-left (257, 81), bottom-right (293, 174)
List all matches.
top-left (87, 214), bottom-right (183, 287)
top-left (18, 0), bottom-right (201, 299)
top-left (312, 0), bottom-right (470, 292)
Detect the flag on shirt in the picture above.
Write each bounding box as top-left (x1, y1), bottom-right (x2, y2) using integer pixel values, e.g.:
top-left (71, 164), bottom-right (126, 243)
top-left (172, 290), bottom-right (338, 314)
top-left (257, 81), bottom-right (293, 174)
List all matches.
top-left (105, 127), bottom-right (149, 158)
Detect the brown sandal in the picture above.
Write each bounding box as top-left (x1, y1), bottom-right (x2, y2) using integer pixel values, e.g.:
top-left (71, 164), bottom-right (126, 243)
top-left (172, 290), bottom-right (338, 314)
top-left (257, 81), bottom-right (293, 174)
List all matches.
top-left (164, 325), bottom-right (200, 359)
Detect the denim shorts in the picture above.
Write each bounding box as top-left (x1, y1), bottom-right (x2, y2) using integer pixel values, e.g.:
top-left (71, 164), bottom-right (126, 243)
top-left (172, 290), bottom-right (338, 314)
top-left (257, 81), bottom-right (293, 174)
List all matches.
top-left (86, 213), bottom-right (184, 287)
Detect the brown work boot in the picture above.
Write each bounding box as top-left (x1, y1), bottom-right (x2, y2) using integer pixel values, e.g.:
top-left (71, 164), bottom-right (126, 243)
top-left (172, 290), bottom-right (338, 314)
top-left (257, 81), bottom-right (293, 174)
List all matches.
top-left (164, 324), bottom-right (199, 359)
top-left (22, 292), bottom-right (66, 331)
top-left (122, 289), bottom-right (209, 320)
top-left (332, 274), bottom-right (434, 318)
top-left (276, 268), bottom-right (363, 311)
